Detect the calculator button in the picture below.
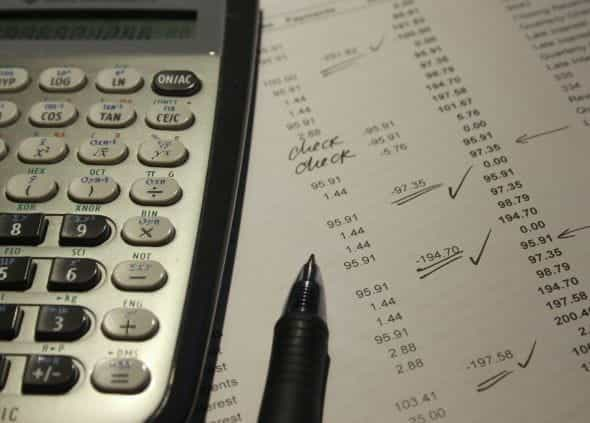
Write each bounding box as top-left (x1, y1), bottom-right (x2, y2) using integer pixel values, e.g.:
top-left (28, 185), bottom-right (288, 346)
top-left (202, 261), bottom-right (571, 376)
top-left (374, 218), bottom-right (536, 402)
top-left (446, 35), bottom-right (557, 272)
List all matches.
top-left (121, 217), bottom-right (175, 246)
top-left (130, 178), bottom-right (182, 206)
top-left (0, 213), bottom-right (47, 245)
top-left (0, 257), bottom-right (36, 291)
top-left (0, 67), bottom-right (29, 93)
top-left (6, 174), bottom-right (58, 203)
top-left (0, 138), bottom-right (7, 161)
top-left (0, 101), bottom-right (19, 127)
top-left (91, 358), bottom-right (150, 394)
top-left (78, 135), bottom-right (128, 165)
top-left (48, 258), bottom-right (101, 292)
top-left (29, 101), bottom-right (78, 128)
top-left (0, 304), bottom-right (23, 340)
top-left (102, 308), bottom-right (159, 341)
top-left (68, 176), bottom-right (119, 204)
top-left (60, 214), bottom-right (111, 247)
top-left (0, 356), bottom-right (9, 390)
top-left (138, 138), bottom-right (188, 167)
top-left (23, 355), bottom-right (79, 395)
top-left (39, 67), bottom-right (86, 92)
top-left (87, 102), bottom-right (136, 129)
top-left (96, 67), bottom-right (143, 93)
top-left (112, 260), bottom-right (167, 292)
top-left (36, 306), bottom-right (90, 342)
top-left (18, 137), bottom-right (68, 164)
top-left (146, 103), bottom-right (194, 130)
top-left (152, 70), bottom-right (201, 97)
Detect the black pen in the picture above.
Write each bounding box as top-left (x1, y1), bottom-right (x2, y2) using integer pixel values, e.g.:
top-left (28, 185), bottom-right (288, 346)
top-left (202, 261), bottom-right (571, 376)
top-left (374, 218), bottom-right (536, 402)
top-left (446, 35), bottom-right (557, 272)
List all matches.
top-left (258, 255), bottom-right (330, 423)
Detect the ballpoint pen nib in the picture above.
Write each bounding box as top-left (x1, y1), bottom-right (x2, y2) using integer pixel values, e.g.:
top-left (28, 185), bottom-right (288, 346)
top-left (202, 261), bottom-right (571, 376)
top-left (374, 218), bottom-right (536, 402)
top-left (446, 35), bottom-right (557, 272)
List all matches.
top-left (286, 254), bottom-right (326, 320)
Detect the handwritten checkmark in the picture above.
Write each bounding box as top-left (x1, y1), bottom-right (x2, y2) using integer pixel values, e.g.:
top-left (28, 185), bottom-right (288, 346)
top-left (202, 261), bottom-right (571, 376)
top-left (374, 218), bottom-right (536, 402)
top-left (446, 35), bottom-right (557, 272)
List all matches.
top-left (518, 340), bottom-right (537, 369)
top-left (448, 165), bottom-right (473, 200)
top-left (469, 229), bottom-right (492, 266)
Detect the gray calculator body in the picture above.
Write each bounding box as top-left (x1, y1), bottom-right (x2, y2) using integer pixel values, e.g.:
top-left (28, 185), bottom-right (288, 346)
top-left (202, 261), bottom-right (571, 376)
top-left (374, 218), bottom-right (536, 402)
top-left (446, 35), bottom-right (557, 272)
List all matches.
top-left (0, 1), bottom-right (259, 422)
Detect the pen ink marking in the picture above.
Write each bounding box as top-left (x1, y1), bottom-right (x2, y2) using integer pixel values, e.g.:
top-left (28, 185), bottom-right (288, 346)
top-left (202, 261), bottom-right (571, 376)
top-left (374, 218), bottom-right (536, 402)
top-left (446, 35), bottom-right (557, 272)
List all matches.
top-left (392, 183), bottom-right (443, 206)
top-left (517, 340), bottom-right (537, 369)
top-left (476, 370), bottom-right (514, 392)
top-left (515, 125), bottom-right (569, 144)
top-left (448, 165), bottom-right (473, 200)
top-left (320, 54), bottom-right (366, 78)
top-left (418, 254), bottom-right (463, 279)
top-left (469, 229), bottom-right (492, 266)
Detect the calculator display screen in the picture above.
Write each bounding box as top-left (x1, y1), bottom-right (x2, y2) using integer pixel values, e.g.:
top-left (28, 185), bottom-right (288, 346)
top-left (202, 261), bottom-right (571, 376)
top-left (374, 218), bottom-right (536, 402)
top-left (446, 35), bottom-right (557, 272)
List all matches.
top-left (0, 11), bottom-right (197, 41)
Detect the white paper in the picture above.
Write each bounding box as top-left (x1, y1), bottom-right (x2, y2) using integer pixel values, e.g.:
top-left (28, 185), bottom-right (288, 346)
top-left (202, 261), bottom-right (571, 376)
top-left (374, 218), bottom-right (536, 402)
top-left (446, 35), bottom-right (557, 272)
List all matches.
top-left (207, 1), bottom-right (590, 421)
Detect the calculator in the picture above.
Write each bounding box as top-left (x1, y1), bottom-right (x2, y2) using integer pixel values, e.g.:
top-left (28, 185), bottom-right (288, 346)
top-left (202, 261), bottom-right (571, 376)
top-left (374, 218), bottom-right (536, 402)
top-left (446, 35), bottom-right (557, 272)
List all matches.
top-left (0, 1), bottom-right (259, 422)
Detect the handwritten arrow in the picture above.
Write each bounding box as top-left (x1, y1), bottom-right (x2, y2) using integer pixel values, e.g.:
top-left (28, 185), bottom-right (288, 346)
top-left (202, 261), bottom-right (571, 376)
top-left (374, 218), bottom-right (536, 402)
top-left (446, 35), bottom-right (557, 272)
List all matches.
top-left (558, 226), bottom-right (590, 240)
top-left (515, 125), bottom-right (569, 144)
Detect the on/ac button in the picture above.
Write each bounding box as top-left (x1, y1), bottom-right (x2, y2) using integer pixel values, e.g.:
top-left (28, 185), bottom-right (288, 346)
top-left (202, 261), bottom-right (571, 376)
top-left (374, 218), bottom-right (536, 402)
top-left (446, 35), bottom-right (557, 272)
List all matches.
top-left (152, 70), bottom-right (202, 97)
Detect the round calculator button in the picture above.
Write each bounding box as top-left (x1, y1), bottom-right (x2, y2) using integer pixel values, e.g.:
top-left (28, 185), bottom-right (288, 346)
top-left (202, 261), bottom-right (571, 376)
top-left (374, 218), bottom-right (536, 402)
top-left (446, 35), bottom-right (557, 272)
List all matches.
top-left (112, 260), bottom-right (167, 291)
top-left (130, 178), bottom-right (182, 206)
top-left (96, 67), bottom-right (144, 93)
top-left (39, 67), bottom-right (86, 92)
top-left (121, 216), bottom-right (175, 246)
top-left (138, 138), bottom-right (188, 167)
top-left (102, 308), bottom-right (159, 341)
top-left (146, 102), bottom-right (194, 130)
top-left (78, 135), bottom-right (128, 165)
top-left (92, 358), bottom-right (150, 394)
top-left (6, 174), bottom-right (58, 203)
top-left (0, 67), bottom-right (30, 93)
top-left (0, 101), bottom-right (19, 127)
top-left (152, 70), bottom-right (202, 96)
top-left (29, 101), bottom-right (78, 128)
top-left (0, 139), bottom-right (7, 161)
top-left (68, 176), bottom-right (120, 204)
top-left (87, 102), bottom-right (136, 129)
top-left (18, 137), bottom-right (68, 164)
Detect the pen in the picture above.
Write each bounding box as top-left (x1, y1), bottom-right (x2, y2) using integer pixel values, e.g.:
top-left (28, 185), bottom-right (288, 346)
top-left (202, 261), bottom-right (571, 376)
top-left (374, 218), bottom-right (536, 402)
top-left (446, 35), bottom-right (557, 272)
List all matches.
top-left (258, 254), bottom-right (330, 423)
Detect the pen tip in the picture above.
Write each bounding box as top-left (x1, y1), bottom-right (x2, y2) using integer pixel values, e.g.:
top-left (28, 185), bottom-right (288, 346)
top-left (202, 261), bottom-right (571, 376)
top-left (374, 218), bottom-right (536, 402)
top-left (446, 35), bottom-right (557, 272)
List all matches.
top-left (308, 254), bottom-right (316, 266)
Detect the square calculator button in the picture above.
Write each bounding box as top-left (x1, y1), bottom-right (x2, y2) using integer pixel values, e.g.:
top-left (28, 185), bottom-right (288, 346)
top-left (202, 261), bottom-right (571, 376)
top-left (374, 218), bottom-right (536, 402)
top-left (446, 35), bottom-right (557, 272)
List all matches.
top-left (60, 215), bottom-right (111, 247)
top-left (22, 355), bottom-right (79, 395)
top-left (0, 356), bottom-right (9, 390)
top-left (0, 214), bottom-right (47, 245)
top-left (0, 304), bottom-right (23, 340)
top-left (48, 258), bottom-right (101, 292)
top-left (36, 306), bottom-right (90, 342)
top-left (0, 257), bottom-right (36, 291)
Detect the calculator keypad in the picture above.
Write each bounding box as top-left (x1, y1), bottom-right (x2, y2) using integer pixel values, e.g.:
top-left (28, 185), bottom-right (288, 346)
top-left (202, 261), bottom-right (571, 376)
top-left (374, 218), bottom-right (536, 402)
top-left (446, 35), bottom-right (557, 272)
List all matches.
top-left (0, 258), bottom-right (36, 291)
top-left (22, 355), bottom-right (79, 395)
top-left (87, 102), bottom-right (136, 129)
top-left (18, 136), bottom-right (68, 164)
top-left (0, 68), bottom-right (30, 93)
top-left (78, 135), bottom-right (128, 165)
top-left (29, 101), bottom-right (78, 127)
top-left (35, 305), bottom-right (90, 342)
top-left (0, 53), bottom-right (218, 418)
top-left (60, 214), bottom-right (111, 247)
top-left (68, 176), bottom-right (120, 204)
top-left (6, 174), bottom-right (58, 203)
top-left (0, 214), bottom-right (47, 245)
top-left (48, 258), bottom-right (102, 292)
top-left (96, 67), bottom-right (143, 94)
top-left (0, 305), bottom-right (23, 340)
top-left (0, 101), bottom-right (19, 127)
top-left (130, 177), bottom-right (182, 206)
top-left (39, 67), bottom-right (86, 93)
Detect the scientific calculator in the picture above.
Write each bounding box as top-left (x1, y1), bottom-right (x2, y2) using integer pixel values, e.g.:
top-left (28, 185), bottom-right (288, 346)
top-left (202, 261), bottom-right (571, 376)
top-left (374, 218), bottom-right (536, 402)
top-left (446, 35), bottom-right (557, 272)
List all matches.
top-left (0, 1), bottom-right (259, 422)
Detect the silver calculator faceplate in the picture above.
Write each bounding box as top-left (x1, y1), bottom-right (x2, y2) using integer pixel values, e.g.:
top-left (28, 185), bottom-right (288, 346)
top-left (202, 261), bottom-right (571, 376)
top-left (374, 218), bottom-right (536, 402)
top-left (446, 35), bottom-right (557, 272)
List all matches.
top-left (0, 1), bottom-right (226, 422)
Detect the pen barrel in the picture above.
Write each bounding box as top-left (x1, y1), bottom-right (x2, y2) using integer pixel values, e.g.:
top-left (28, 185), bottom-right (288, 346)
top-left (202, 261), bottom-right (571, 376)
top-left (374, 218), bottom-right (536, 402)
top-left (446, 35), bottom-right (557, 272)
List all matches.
top-left (258, 314), bottom-right (329, 423)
